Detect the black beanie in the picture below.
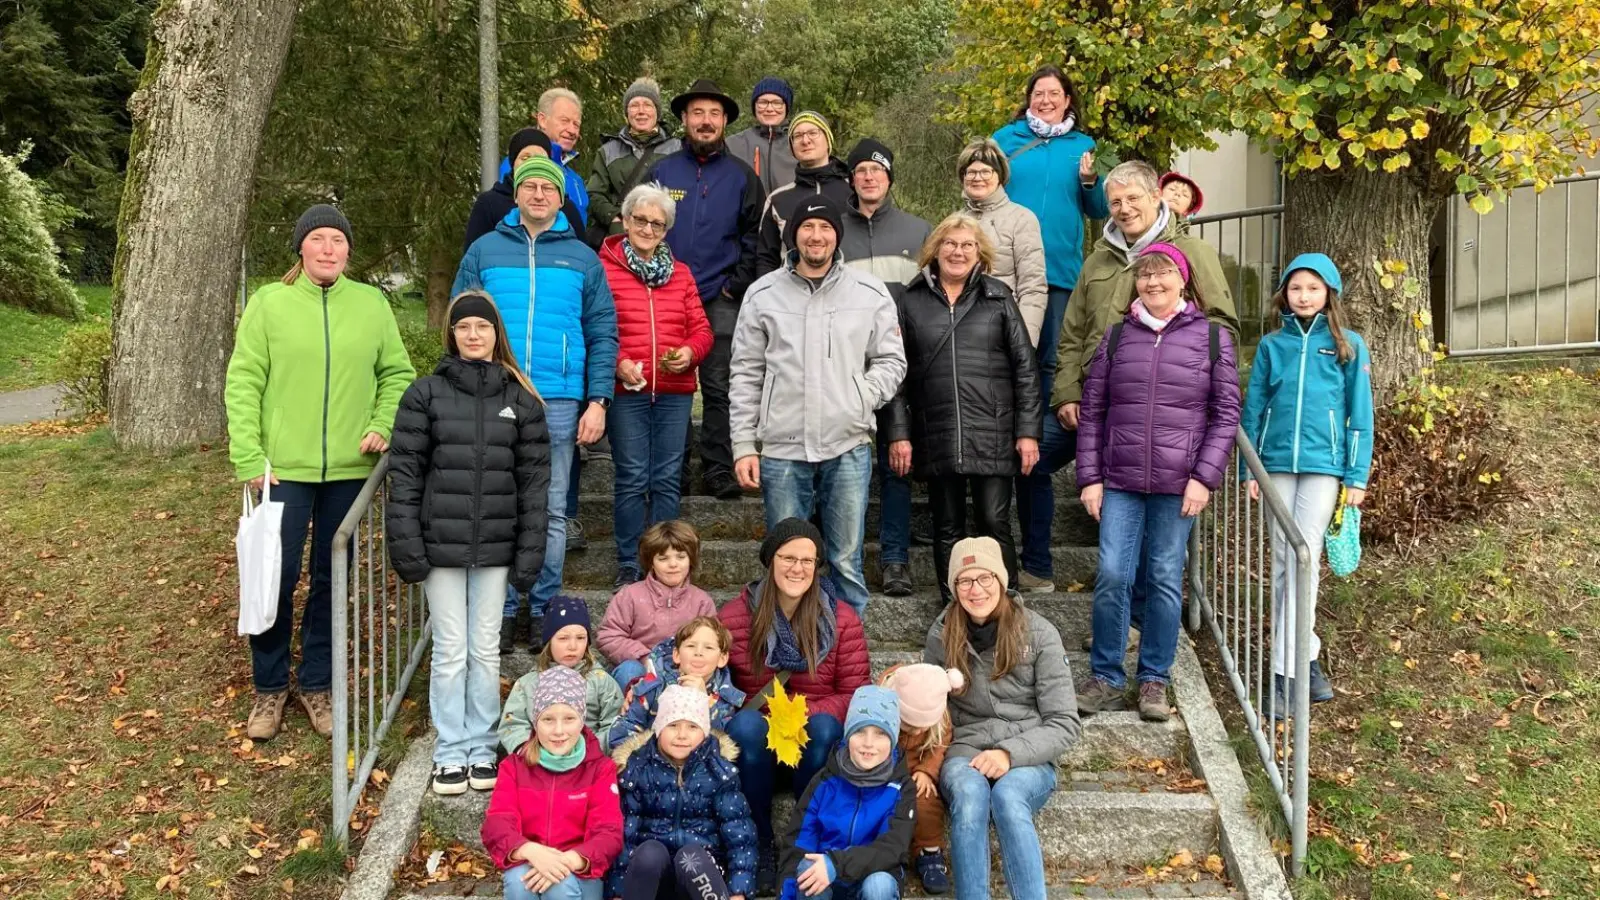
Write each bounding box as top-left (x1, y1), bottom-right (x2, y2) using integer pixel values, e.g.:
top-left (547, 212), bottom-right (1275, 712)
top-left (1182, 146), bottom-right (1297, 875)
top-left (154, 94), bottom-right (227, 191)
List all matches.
top-left (449, 292), bottom-right (501, 328)
top-left (782, 193), bottom-right (845, 251)
top-left (760, 517), bottom-right (824, 569)
top-left (847, 138), bottom-right (895, 182)
top-left (292, 204), bottom-right (352, 253)
top-left (507, 127), bottom-right (553, 164)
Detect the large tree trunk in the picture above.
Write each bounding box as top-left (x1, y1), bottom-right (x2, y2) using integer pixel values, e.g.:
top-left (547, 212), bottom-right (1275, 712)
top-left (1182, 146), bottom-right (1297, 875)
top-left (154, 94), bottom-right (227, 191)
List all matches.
top-left (1283, 168), bottom-right (1441, 398)
top-left (425, 241), bottom-right (454, 329)
top-left (109, 0), bottom-right (299, 450)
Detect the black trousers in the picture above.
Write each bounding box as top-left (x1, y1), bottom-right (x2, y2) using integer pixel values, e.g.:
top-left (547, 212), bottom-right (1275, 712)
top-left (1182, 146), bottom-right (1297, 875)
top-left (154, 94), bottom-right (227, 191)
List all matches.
top-left (622, 841), bottom-right (730, 900)
top-left (928, 475), bottom-right (1019, 603)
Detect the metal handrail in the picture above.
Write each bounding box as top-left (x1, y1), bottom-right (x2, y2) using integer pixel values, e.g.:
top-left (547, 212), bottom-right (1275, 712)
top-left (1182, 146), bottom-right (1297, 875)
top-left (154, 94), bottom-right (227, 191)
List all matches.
top-left (330, 455), bottom-right (431, 845)
top-left (1187, 426), bottom-right (1314, 876)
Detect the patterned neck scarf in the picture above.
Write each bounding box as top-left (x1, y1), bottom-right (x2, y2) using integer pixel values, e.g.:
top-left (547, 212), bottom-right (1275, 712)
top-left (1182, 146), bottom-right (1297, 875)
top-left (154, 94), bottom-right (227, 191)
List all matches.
top-left (1025, 110), bottom-right (1077, 139)
top-left (623, 239), bottom-right (674, 288)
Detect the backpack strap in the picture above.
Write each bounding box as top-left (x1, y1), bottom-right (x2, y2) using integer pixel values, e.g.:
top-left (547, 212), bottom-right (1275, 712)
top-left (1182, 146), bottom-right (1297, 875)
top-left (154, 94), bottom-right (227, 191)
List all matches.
top-left (1107, 321), bottom-right (1217, 364)
top-left (740, 669), bottom-right (792, 712)
top-left (1104, 322), bottom-right (1125, 364)
top-left (1209, 322), bottom-right (1220, 364)
top-left (1006, 137), bottom-right (1046, 161)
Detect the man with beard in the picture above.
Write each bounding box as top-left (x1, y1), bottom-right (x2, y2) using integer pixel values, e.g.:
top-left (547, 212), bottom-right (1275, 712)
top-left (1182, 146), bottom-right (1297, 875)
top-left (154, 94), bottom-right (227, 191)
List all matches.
top-left (729, 194), bottom-right (906, 613)
top-left (754, 110), bottom-right (854, 278)
top-left (648, 79), bottom-right (766, 501)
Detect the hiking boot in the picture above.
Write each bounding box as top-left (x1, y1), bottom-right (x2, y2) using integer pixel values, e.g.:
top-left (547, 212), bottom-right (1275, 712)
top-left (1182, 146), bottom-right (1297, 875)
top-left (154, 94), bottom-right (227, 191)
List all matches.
top-left (468, 762), bottom-right (498, 791)
top-left (615, 567), bottom-right (640, 590)
top-left (910, 524), bottom-right (933, 547)
top-left (1138, 681), bottom-right (1171, 722)
top-left (500, 615), bottom-right (518, 655)
top-left (298, 690), bottom-right (334, 737)
top-left (755, 843), bottom-right (778, 896)
top-left (566, 519), bottom-right (588, 552)
top-left (1016, 570), bottom-right (1055, 593)
top-left (915, 848), bottom-right (951, 895)
top-left (432, 765), bottom-right (468, 796)
top-left (1075, 677), bottom-right (1127, 716)
top-left (527, 615), bottom-right (545, 654)
top-left (704, 471), bottom-right (744, 501)
top-left (881, 563), bottom-right (913, 597)
top-left (246, 690), bottom-right (288, 741)
top-left (1309, 660), bottom-right (1335, 703)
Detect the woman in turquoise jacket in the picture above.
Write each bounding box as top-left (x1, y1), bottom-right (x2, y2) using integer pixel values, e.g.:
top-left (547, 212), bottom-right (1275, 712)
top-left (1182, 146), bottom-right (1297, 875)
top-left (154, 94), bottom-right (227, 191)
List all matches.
top-left (1240, 253), bottom-right (1374, 712)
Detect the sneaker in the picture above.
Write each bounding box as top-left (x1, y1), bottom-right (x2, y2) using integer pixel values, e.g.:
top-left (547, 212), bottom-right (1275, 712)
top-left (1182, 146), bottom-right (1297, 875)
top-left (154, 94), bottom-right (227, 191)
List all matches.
top-left (1075, 677), bottom-right (1127, 716)
top-left (566, 519), bottom-right (589, 552)
top-left (915, 848), bottom-right (951, 895)
top-left (527, 615), bottom-right (545, 654)
top-left (881, 563), bottom-right (913, 597)
top-left (500, 615), bottom-right (518, 655)
top-left (1016, 570), bottom-right (1055, 593)
top-left (755, 843), bottom-right (778, 896)
top-left (704, 471), bottom-right (744, 501)
top-left (1308, 660), bottom-right (1335, 703)
top-left (614, 567), bottom-right (640, 590)
top-left (246, 690), bottom-right (288, 741)
top-left (468, 762), bottom-right (498, 791)
top-left (432, 765), bottom-right (469, 796)
top-left (297, 690), bottom-right (334, 737)
top-left (1138, 681), bottom-right (1171, 722)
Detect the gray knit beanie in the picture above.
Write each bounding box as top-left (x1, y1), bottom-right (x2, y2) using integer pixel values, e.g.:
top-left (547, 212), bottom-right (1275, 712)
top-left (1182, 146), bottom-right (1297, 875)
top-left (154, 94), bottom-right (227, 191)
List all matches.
top-left (623, 77), bottom-right (663, 118)
top-left (292, 204), bottom-right (352, 254)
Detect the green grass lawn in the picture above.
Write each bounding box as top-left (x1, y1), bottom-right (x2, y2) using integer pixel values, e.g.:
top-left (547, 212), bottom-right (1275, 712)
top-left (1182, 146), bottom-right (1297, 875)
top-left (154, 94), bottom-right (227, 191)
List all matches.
top-left (0, 286), bottom-right (112, 392)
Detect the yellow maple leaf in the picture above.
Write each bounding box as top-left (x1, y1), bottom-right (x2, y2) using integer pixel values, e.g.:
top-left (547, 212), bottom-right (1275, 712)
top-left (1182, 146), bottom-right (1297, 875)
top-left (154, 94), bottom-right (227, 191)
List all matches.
top-left (765, 680), bottom-right (810, 767)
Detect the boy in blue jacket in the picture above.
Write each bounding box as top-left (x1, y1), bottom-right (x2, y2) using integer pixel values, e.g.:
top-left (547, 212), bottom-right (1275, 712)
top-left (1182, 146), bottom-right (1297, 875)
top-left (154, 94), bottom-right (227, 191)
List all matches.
top-left (608, 617), bottom-right (747, 750)
top-left (779, 686), bottom-right (914, 900)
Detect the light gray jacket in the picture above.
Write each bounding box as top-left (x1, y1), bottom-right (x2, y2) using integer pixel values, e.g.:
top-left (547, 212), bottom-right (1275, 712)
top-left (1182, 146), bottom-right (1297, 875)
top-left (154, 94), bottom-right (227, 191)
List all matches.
top-left (730, 253), bottom-right (907, 463)
top-left (964, 187), bottom-right (1049, 347)
top-left (922, 600), bottom-right (1081, 768)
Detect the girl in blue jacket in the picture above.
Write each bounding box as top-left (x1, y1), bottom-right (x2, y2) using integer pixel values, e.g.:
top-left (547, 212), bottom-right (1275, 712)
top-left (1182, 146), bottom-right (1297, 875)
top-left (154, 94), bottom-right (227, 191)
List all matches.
top-left (1240, 253), bottom-right (1374, 710)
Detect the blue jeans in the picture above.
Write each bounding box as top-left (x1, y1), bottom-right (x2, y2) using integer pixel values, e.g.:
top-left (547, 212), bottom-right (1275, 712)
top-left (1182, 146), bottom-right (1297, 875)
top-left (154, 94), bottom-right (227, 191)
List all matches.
top-left (1091, 489), bottom-right (1195, 687)
top-left (760, 445), bottom-right (872, 612)
top-left (425, 566), bottom-right (506, 766)
top-left (506, 399), bottom-right (579, 618)
top-left (1017, 287), bottom-right (1077, 579)
top-left (806, 867), bottom-right (899, 900)
top-left (876, 440), bottom-right (911, 566)
top-left (502, 867), bottom-right (603, 900)
top-left (250, 478), bottom-right (364, 694)
top-left (940, 758), bottom-right (1056, 900)
top-left (609, 393), bottom-right (693, 575)
top-left (726, 709), bottom-right (843, 845)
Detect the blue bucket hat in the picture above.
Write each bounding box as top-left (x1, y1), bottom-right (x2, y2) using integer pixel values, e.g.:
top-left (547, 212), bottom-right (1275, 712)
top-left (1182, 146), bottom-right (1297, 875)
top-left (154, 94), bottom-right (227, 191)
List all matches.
top-left (1278, 252), bottom-right (1343, 295)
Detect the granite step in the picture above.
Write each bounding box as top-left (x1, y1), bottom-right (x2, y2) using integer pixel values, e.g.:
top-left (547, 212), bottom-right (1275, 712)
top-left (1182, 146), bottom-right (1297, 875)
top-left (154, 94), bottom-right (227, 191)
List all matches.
top-left (576, 454), bottom-right (1085, 497)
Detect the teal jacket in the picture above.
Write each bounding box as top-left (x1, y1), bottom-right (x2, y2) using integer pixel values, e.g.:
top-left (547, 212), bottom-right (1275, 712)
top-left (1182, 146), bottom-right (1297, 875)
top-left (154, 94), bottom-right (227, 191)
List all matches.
top-left (1240, 313), bottom-right (1375, 489)
top-left (990, 119), bottom-right (1110, 290)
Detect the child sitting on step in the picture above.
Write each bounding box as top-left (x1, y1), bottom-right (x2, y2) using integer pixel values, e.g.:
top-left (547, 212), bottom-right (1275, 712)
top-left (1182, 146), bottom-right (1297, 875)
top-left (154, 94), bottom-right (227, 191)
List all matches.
top-left (502, 596), bottom-right (624, 753)
top-left (598, 521), bottom-right (718, 691)
top-left (779, 686), bottom-right (915, 900)
top-left (609, 684), bottom-right (759, 900)
top-left (879, 664), bottom-right (963, 895)
top-left (607, 616), bottom-right (746, 750)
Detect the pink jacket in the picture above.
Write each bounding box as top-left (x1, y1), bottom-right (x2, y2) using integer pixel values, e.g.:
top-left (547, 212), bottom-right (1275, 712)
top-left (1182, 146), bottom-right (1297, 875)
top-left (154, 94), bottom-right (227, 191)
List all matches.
top-left (596, 575), bottom-right (717, 666)
top-left (480, 730), bottom-right (624, 873)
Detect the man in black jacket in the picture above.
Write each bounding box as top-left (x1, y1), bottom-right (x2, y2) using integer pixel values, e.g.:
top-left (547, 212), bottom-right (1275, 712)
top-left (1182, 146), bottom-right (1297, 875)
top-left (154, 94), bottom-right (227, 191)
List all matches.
top-left (462, 129), bottom-right (586, 253)
top-left (755, 111), bottom-right (854, 278)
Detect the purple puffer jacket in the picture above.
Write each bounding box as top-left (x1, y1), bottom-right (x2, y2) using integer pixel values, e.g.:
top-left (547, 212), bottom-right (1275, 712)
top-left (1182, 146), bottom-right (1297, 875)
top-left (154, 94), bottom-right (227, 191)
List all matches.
top-left (1077, 304), bottom-right (1241, 495)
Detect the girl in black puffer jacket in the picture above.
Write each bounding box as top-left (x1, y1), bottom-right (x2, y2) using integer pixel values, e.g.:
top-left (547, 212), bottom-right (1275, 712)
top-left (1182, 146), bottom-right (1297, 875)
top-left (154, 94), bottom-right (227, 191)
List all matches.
top-left (388, 291), bottom-right (552, 796)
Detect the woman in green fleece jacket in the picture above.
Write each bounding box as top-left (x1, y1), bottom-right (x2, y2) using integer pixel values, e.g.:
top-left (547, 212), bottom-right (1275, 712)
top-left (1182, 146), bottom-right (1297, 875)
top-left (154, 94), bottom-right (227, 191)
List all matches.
top-left (225, 204), bottom-right (415, 742)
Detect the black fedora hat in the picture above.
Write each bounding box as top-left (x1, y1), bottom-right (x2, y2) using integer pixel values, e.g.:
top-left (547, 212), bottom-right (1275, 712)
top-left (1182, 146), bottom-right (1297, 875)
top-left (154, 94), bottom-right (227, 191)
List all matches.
top-left (670, 78), bottom-right (740, 123)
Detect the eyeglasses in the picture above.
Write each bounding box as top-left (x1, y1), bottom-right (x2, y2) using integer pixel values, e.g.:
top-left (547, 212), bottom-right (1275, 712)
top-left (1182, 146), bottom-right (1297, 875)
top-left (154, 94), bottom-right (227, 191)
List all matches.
top-left (755, 99), bottom-right (787, 109)
top-left (940, 239), bottom-right (979, 254)
top-left (1137, 268), bottom-right (1179, 282)
top-left (1030, 88), bottom-right (1066, 101)
top-left (775, 553), bottom-right (817, 571)
top-left (520, 181), bottom-right (560, 197)
top-left (955, 572), bottom-right (997, 593)
top-left (963, 166), bottom-right (997, 180)
top-left (628, 214), bottom-right (668, 233)
top-left (791, 128), bottom-right (825, 143)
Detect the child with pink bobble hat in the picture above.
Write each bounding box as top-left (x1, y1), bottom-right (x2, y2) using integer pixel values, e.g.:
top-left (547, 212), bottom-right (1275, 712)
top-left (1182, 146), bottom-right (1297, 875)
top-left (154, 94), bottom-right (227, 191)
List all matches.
top-left (879, 663), bottom-right (964, 894)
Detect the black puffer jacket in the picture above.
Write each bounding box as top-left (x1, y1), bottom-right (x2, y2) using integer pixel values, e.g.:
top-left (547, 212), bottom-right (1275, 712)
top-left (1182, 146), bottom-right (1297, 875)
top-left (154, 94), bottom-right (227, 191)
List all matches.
top-left (883, 268), bottom-right (1042, 478)
top-left (386, 356), bottom-right (551, 589)
top-left (755, 158), bottom-right (855, 277)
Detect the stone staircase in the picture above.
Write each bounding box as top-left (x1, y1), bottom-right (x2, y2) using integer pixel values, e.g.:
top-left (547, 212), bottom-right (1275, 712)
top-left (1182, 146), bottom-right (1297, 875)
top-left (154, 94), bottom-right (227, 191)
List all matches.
top-left (396, 457), bottom-right (1283, 899)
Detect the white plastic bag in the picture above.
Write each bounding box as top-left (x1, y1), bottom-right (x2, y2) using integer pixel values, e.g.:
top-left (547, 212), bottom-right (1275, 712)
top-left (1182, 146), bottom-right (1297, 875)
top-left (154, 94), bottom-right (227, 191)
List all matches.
top-left (236, 462), bottom-right (284, 636)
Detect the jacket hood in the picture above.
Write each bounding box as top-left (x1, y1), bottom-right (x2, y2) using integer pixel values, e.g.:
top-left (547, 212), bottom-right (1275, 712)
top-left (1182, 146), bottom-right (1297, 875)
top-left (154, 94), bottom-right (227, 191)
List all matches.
top-left (496, 207), bottom-right (578, 243)
top-left (611, 726), bottom-right (740, 768)
top-left (1101, 203), bottom-right (1176, 261)
top-left (795, 158), bottom-right (851, 188)
top-left (604, 127), bottom-right (675, 151)
top-left (434, 355), bottom-right (516, 397)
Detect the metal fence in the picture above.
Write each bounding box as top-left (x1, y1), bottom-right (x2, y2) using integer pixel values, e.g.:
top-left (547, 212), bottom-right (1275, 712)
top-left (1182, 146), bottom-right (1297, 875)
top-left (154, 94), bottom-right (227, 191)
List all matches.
top-left (1187, 429), bottom-right (1314, 877)
top-left (1188, 204), bottom-right (1287, 350)
top-left (330, 456), bottom-right (432, 845)
top-left (1444, 172), bottom-right (1600, 356)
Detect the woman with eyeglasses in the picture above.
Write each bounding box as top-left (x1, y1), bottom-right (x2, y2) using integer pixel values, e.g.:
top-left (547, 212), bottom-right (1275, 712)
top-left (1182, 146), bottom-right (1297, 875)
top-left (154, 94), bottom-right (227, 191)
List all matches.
top-left (922, 536), bottom-right (1079, 900)
top-left (600, 183), bottom-right (714, 587)
top-left (717, 517), bottom-right (871, 894)
top-left (883, 213), bottom-right (1041, 604)
top-left (956, 139), bottom-right (1048, 349)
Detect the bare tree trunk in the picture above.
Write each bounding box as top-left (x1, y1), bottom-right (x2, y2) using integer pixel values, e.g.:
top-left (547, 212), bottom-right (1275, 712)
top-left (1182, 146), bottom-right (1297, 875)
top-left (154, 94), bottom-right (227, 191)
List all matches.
top-left (426, 241), bottom-right (453, 330)
top-left (109, 0), bottom-right (299, 450)
top-left (1283, 168), bottom-right (1441, 398)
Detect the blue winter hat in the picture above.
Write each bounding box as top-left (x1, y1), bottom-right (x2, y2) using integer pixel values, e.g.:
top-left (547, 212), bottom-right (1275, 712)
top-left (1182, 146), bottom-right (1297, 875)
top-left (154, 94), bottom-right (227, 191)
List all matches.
top-left (1278, 253), bottom-right (1343, 295)
top-left (750, 76), bottom-right (794, 113)
top-left (542, 595), bottom-right (593, 646)
top-left (843, 685), bottom-right (901, 747)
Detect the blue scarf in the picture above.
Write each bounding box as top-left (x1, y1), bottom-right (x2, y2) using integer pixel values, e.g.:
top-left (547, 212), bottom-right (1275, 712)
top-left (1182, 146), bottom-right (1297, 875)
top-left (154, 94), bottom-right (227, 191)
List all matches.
top-left (753, 581), bottom-right (838, 672)
top-left (623, 239), bottom-right (675, 288)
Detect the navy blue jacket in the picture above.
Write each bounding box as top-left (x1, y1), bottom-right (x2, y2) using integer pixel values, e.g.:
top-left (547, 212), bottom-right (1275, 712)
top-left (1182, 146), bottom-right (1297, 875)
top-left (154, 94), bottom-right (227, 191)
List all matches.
top-left (778, 751), bottom-right (914, 900)
top-left (610, 731), bottom-right (759, 897)
top-left (647, 144), bottom-right (766, 332)
top-left (606, 636), bottom-right (747, 750)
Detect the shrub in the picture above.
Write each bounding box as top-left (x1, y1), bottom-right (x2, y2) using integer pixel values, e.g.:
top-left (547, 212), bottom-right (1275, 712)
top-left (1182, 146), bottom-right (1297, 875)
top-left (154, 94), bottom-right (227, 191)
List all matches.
top-left (1362, 378), bottom-right (1517, 546)
top-left (47, 319), bottom-right (112, 417)
top-left (0, 144), bottom-right (83, 319)
top-left (399, 319), bottom-right (443, 378)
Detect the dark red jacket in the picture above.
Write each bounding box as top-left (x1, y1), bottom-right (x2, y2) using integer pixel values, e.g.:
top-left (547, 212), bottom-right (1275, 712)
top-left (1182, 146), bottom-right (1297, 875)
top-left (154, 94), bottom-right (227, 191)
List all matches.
top-left (480, 730), bottom-right (624, 874)
top-left (717, 582), bottom-right (870, 722)
top-left (600, 234), bottom-right (714, 396)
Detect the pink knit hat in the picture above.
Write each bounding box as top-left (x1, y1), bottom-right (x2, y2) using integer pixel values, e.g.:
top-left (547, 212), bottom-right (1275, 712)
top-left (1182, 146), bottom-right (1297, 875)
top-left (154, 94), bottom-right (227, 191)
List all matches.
top-left (882, 663), bottom-right (964, 729)
top-left (653, 683), bottom-right (711, 736)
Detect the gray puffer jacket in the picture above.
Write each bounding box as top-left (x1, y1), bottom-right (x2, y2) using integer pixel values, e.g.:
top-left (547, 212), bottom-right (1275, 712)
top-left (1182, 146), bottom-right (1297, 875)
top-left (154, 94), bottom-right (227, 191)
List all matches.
top-left (922, 599), bottom-right (1081, 768)
top-left (963, 187), bottom-right (1049, 348)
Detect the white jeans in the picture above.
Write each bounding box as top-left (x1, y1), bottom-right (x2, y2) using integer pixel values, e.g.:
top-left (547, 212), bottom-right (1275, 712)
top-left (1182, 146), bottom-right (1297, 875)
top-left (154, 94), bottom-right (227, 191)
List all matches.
top-left (1265, 473), bottom-right (1340, 677)
top-left (425, 566), bottom-right (507, 766)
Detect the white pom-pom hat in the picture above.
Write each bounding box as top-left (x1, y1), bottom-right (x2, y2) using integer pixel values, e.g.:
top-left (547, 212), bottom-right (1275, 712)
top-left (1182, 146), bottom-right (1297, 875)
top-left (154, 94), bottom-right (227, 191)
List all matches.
top-left (882, 663), bottom-right (964, 729)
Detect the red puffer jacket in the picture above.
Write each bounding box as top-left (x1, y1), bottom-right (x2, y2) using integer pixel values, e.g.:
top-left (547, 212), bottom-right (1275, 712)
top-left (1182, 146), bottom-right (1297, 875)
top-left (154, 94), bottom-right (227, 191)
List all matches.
top-left (480, 730), bottom-right (624, 874)
top-left (717, 582), bottom-right (871, 722)
top-left (600, 234), bottom-right (714, 396)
